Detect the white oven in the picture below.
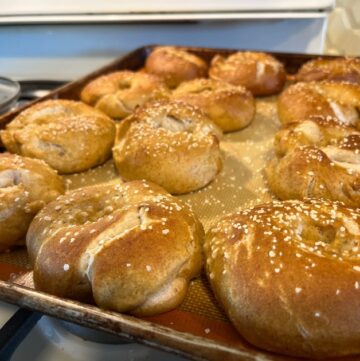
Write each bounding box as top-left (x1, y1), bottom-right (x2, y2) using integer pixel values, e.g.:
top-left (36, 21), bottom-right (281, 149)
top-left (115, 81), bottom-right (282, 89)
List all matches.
top-left (0, 0), bottom-right (333, 80)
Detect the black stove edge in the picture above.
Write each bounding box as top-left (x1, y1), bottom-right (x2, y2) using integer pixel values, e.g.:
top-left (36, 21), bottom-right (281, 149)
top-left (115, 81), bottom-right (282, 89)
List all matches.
top-left (0, 309), bottom-right (42, 361)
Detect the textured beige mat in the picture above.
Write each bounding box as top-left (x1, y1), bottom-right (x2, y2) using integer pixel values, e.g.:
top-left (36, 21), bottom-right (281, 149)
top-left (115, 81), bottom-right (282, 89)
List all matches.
top-left (0, 97), bottom-right (280, 323)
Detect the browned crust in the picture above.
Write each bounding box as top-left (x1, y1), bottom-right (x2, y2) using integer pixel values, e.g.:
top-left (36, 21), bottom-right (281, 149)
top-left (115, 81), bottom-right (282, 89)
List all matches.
top-left (209, 52), bottom-right (286, 96)
top-left (296, 57), bottom-right (360, 84)
top-left (273, 117), bottom-right (360, 156)
top-left (0, 100), bottom-right (116, 174)
top-left (80, 71), bottom-right (169, 119)
top-left (145, 46), bottom-right (208, 88)
top-left (112, 100), bottom-right (223, 194)
top-left (0, 153), bottom-right (65, 251)
top-left (265, 146), bottom-right (360, 206)
top-left (277, 81), bottom-right (360, 127)
top-left (205, 198), bottom-right (360, 358)
top-left (27, 179), bottom-right (204, 316)
top-left (172, 78), bottom-right (255, 132)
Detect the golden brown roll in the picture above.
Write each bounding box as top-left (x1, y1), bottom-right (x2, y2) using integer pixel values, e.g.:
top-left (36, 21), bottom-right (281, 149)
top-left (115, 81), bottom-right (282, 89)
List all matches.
top-left (172, 78), bottom-right (255, 132)
top-left (274, 116), bottom-right (360, 156)
top-left (112, 100), bottom-right (222, 194)
top-left (0, 153), bottom-right (64, 252)
top-left (266, 141), bottom-right (360, 207)
top-left (209, 51), bottom-right (286, 96)
top-left (80, 71), bottom-right (169, 119)
top-left (27, 179), bottom-right (204, 316)
top-left (145, 46), bottom-right (208, 88)
top-left (205, 198), bottom-right (360, 358)
top-left (277, 81), bottom-right (360, 127)
top-left (295, 57), bottom-right (360, 84)
top-left (1, 100), bottom-right (116, 174)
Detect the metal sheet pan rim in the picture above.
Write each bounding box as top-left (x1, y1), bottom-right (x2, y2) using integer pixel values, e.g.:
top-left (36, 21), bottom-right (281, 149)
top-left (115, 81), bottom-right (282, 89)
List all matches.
top-left (0, 11), bottom-right (329, 25)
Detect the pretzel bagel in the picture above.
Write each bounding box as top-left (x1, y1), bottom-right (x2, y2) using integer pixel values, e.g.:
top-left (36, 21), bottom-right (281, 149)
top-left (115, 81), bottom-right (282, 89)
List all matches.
top-left (112, 100), bottom-right (222, 194)
top-left (274, 117), bottom-right (360, 156)
top-left (277, 81), bottom-right (360, 127)
top-left (266, 141), bottom-right (360, 206)
top-left (0, 153), bottom-right (64, 251)
top-left (0, 100), bottom-right (116, 174)
top-left (209, 51), bottom-right (286, 96)
top-left (205, 198), bottom-right (360, 358)
top-left (27, 179), bottom-right (204, 316)
top-left (145, 46), bottom-right (208, 88)
top-left (80, 71), bottom-right (169, 119)
top-left (172, 78), bottom-right (255, 132)
top-left (296, 57), bottom-right (360, 84)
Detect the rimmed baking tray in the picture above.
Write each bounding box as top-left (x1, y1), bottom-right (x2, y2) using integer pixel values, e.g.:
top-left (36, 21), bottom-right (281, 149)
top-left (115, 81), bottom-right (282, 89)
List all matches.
top-left (0, 46), bottom-right (357, 361)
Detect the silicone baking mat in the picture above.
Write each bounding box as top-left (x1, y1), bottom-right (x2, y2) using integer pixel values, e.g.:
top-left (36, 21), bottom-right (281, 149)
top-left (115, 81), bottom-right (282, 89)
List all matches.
top-left (0, 46), bottom-right (356, 361)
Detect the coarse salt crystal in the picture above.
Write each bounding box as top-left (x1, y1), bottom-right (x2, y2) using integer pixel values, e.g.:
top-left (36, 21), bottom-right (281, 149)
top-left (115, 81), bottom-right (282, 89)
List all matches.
top-left (63, 264), bottom-right (70, 271)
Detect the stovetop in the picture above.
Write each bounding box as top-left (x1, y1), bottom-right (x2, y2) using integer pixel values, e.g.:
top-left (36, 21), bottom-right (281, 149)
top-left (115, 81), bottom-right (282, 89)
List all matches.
top-left (0, 80), bottom-right (188, 361)
top-left (14, 80), bottom-right (66, 106)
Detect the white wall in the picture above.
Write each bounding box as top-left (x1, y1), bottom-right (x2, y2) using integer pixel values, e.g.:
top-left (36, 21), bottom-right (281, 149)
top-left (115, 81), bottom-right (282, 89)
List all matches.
top-left (0, 19), bottom-right (326, 80)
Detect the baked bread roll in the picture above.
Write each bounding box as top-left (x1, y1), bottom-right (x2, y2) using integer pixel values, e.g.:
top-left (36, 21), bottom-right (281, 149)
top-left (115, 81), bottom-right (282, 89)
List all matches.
top-left (296, 57), bottom-right (360, 84)
top-left (112, 100), bottom-right (222, 194)
top-left (27, 179), bottom-right (203, 316)
top-left (0, 153), bottom-right (64, 252)
top-left (274, 117), bottom-right (360, 156)
top-left (278, 81), bottom-right (360, 127)
top-left (205, 198), bottom-right (360, 358)
top-left (172, 78), bottom-right (255, 132)
top-left (145, 46), bottom-right (208, 88)
top-left (209, 51), bottom-right (286, 96)
top-left (80, 71), bottom-right (169, 120)
top-left (1, 100), bottom-right (116, 174)
top-left (266, 141), bottom-right (360, 206)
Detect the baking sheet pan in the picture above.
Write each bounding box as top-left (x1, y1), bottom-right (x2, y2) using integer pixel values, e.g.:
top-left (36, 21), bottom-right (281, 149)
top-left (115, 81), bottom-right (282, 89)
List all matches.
top-left (0, 46), bottom-right (356, 361)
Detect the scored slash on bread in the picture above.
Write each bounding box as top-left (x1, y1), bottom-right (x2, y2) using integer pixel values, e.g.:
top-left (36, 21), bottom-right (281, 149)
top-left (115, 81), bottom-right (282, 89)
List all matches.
top-left (277, 81), bottom-right (360, 127)
top-left (209, 51), bottom-right (286, 96)
top-left (266, 145), bottom-right (360, 206)
top-left (112, 99), bottom-right (223, 194)
top-left (273, 117), bottom-right (360, 157)
top-left (172, 78), bottom-right (255, 132)
top-left (27, 179), bottom-right (203, 316)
